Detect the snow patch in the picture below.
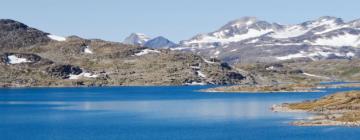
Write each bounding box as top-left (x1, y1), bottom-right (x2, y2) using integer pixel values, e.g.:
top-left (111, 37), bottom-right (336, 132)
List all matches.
top-left (346, 52), bottom-right (355, 57)
top-left (48, 35), bottom-right (66, 41)
top-left (270, 25), bottom-right (309, 38)
top-left (203, 58), bottom-right (216, 64)
top-left (249, 38), bottom-right (259, 43)
top-left (315, 25), bottom-right (349, 35)
top-left (185, 82), bottom-right (207, 86)
top-left (7, 55), bottom-right (31, 64)
top-left (214, 51), bottom-right (220, 57)
top-left (84, 46), bottom-right (93, 54)
top-left (185, 29), bottom-right (273, 44)
top-left (311, 33), bottom-right (360, 47)
top-left (276, 51), bottom-right (336, 60)
top-left (256, 43), bottom-right (304, 47)
top-left (303, 73), bottom-right (329, 79)
top-left (197, 71), bottom-right (206, 78)
top-left (266, 66), bottom-right (275, 70)
top-left (190, 65), bottom-right (201, 69)
top-left (276, 52), bottom-right (307, 60)
top-left (134, 49), bottom-right (161, 56)
top-left (69, 72), bottom-right (99, 80)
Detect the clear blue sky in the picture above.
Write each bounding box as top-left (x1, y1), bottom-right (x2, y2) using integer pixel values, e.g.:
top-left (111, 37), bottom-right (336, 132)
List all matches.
top-left (1, 0), bottom-right (359, 42)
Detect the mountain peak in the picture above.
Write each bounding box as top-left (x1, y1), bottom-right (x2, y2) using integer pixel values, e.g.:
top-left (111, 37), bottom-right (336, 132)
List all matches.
top-left (221, 17), bottom-right (258, 29)
top-left (317, 16), bottom-right (340, 20)
top-left (123, 33), bottom-right (150, 46)
top-left (311, 16), bottom-right (344, 25)
top-left (144, 36), bottom-right (177, 49)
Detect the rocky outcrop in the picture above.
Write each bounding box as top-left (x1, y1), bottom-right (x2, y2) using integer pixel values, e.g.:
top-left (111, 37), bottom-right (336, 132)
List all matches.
top-left (46, 65), bottom-right (83, 79)
top-left (0, 19), bottom-right (50, 50)
top-left (273, 91), bottom-right (360, 126)
top-left (0, 53), bottom-right (53, 65)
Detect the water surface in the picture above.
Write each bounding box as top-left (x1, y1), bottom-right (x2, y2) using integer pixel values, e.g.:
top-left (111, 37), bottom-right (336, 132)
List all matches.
top-left (1, 86), bottom-right (360, 140)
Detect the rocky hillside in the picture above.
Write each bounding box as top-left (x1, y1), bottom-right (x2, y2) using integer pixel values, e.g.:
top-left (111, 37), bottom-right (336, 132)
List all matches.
top-left (177, 16), bottom-right (360, 63)
top-left (228, 58), bottom-right (360, 85)
top-left (0, 20), bottom-right (252, 87)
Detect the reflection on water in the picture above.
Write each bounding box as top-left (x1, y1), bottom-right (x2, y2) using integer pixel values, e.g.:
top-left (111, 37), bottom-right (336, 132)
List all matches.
top-left (58, 99), bottom-right (272, 119)
top-left (1, 99), bottom-right (291, 120)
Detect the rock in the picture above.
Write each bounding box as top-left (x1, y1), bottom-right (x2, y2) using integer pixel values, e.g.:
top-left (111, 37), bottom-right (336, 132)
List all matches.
top-left (46, 65), bottom-right (83, 79)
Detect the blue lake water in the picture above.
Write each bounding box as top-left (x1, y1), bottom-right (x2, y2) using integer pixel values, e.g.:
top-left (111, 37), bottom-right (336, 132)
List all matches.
top-left (1, 86), bottom-right (360, 140)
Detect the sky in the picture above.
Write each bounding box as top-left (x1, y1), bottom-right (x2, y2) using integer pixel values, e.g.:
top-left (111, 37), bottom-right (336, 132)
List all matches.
top-left (1, 0), bottom-right (359, 42)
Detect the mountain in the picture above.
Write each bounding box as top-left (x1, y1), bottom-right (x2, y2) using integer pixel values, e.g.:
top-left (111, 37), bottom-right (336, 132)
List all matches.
top-left (144, 36), bottom-right (177, 49)
top-left (123, 33), bottom-right (150, 46)
top-left (0, 19), bottom-right (251, 87)
top-left (124, 33), bottom-right (178, 49)
top-left (177, 16), bottom-right (360, 63)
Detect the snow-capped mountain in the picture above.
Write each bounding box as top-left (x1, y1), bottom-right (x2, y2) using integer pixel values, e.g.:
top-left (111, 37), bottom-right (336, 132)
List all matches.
top-left (124, 33), bottom-right (177, 49)
top-left (123, 33), bottom-right (150, 46)
top-left (144, 36), bottom-right (177, 49)
top-left (177, 16), bottom-right (360, 63)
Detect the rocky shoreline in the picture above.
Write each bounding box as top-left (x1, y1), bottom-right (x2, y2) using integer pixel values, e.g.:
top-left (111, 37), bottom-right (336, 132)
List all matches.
top-left (272, 91), bottom-right (360, 127)
top-left (201, 83), bottom-right (324, 93)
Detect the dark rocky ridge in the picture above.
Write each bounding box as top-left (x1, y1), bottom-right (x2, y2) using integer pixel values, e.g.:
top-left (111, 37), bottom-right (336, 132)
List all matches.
top-left (0, 19), bottom-right (50, 51)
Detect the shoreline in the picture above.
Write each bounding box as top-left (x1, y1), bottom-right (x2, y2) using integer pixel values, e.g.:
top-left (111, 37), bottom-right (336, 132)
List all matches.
top-left (201, 83), bottom-right (328, 93)
top-left (2, 81), bottom-right (360, 90)
top-left (204, 89), bottom-right (323, 93)
top-left (201, 82), bottom-right (360, 93)
top-left (0, 84), bottom-right (218, 89)
top-left (270, 91), bottom-right (360, 127)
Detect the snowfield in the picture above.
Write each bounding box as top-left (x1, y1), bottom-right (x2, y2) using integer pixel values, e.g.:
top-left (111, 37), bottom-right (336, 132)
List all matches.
top-left (275, 50), bottom-right (353, 61)
top-left (270, 25), bottom-right (309, 38)
top-left (134, 49), bottom-right (161, 56)
top-left (311, 33), bottom-right (360, 47)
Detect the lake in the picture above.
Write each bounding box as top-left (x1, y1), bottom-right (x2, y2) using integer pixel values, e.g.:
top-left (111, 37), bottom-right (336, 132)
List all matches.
top-left (1, 86), bottom-right (360, 140)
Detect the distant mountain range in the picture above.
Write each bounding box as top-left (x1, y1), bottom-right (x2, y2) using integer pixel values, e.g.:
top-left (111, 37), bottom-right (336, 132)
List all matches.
top-left (135, 16), bottom-right (360, 63)
top-left (123, 33), bottom-right (177, 49)
top-left (2, 17), bottom-right (360, 87)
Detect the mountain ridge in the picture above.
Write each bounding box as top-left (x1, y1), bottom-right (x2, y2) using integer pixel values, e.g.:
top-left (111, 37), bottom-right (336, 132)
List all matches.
top-left (176, 16), bottom-right (360, 63)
